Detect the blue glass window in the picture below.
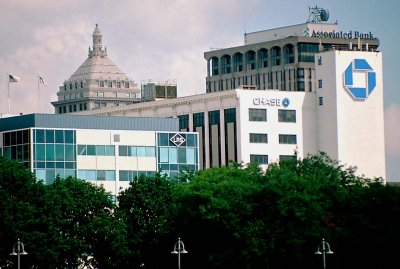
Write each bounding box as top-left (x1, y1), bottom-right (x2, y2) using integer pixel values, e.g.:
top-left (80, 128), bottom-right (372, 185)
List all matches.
top-left (160, 148), bottom-right (169, 163)
top-left (35, 129), bottom-right (45, 143)
top-left (46, 130), bottom-right (54, 143)
top-left (55, 130), bottom-right (64, 143)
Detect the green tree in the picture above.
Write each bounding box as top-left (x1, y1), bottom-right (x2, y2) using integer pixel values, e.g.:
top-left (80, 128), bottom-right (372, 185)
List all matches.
top-left (39, 177), bottom-right (128, 269)
top-left (116, 173), bottom-right (178, 268)
top-left (0, 157), bottom-right (46, 269)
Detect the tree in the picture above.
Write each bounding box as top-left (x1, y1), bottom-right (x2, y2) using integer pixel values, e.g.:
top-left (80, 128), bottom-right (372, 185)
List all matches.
top-left (39, 177), bottom-right (128, 269)
top-left (116, 173), bottom-right (178, 268)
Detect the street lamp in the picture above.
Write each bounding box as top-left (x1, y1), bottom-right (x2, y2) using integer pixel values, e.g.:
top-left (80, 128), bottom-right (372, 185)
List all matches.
top-left (10, 239), bottom-right (28, 269)
top-left (171, 237), bottom-right (188, 269)
top-left (315, 238), bottom-right (334, 269)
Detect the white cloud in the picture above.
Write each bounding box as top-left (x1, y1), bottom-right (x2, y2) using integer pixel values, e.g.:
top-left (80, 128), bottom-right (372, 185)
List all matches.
top-left (385, 103), bottom-right (400, 156)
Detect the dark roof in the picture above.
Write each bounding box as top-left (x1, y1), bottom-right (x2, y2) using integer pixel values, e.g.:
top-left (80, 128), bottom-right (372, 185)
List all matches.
top-left (0, 114), bottom-right (178, 132)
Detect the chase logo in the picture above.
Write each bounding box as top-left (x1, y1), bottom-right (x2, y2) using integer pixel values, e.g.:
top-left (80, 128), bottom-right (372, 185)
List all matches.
top-left (282, 98), bottom-right (290, 107)
top-left (343, 59), bottom-right (376, 100)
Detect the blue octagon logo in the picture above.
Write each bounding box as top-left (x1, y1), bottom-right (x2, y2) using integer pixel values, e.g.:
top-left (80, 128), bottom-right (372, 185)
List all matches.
top-left (343, 59), bottom-right (376, 100)
top-left (282, 98), bottom-right (290, 107)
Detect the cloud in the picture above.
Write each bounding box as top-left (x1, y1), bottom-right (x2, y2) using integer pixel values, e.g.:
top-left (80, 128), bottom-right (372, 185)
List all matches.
top-left (385, 103), bottom-right (400, 156)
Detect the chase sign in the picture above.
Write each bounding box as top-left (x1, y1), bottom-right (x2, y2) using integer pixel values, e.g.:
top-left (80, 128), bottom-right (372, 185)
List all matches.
top-left (343, 59), bottom-right (376, 100)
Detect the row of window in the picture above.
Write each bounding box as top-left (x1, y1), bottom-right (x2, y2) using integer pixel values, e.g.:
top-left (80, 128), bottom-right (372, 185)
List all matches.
top-left (207, 67), bottom-right (314, 92)
top-left (77, 145), bottom-right (157, 157)
top-left (77, 169), bottom-right (196, 182)
top-left (209, 43), bottom-right (322, 76)
top-left (77, 170), bottom-right (116, 181)
top-left (119, 146), bottom-right (156, 157)
top-left (35, 144), bottom-right (76, 161)
top-left (249, 134), bottom-right (297, 144)
top-left (63, 81), bottom-right (132, 91)
top-left (59, 103), bottom-right (88, 114)
top-left (249, 154), bottom-right (297, 165)
top-left (119, 170), bottom-right (156, 181)
top-left (98, 81), bottom-right (130, 89)
top-left (158, 147), bottom-right (197, 164)
top-left (249, 109), bottom-right (296, 122)
top-left (96, 92), bottom-right (137, 98)
top-left (35, 169), bottom-right (75, 184)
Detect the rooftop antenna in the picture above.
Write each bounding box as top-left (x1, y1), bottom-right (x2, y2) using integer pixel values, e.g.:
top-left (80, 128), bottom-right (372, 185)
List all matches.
top-left (307, 6), bottom-right (329, 23)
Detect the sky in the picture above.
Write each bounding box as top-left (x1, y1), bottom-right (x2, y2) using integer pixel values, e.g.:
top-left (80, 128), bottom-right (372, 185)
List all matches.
top-left (0, 0), bottom-right (399, 181)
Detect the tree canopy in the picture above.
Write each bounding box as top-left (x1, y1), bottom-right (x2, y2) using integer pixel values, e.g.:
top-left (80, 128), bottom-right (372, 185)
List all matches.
top-left (0, 154), bottom-right (398, 269)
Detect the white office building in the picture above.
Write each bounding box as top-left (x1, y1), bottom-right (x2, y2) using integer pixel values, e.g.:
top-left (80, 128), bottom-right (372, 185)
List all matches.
top-left (70, 10), bottom-right (386, 181)
top-left (78, 48), bottom-right (385, 181)
top-left (0, 114), bottom-right (200, 197)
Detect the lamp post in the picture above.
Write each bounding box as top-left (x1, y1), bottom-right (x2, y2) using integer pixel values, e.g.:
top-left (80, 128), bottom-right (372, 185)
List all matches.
top-left (171, 238), bottom-right (188, 269)
top-left (10, 239), bottom-right (28, 269)
top-left (315, 238), bottom-right (334, 269)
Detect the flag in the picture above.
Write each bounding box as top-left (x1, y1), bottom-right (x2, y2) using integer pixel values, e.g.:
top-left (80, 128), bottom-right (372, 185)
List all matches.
top-left (9, 74), bottom-right (20, 82)
top-left (38, 74), bottom-right (48, 86)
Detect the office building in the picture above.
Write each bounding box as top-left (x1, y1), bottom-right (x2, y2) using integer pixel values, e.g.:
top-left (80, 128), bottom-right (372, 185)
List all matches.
top-left (52, 24), bottom-right (141, 114)
top-left (204, 9), bottom-right (379, 93)
top-left (0, 114), bottom-right (199, 197)
top-left (67, 8), bottom-right (387, 181)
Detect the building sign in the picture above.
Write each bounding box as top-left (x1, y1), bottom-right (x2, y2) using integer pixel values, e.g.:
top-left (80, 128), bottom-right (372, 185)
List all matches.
top-left (253, 97), bottom-right (290, 107)
top-left (304, 28), bottom-right (375, 40)
top-left (343, 58), bottom-right (376, 100)
top-left (169, 133), bottom-right (186, 147)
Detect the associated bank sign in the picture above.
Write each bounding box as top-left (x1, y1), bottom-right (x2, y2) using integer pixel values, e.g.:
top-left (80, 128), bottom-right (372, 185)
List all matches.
top-left (253, 97), bottom-right (290, 107)
top-left (343, 59), bottom-right (376, 100)
top-left (304, 28), bottom-right (375, 40)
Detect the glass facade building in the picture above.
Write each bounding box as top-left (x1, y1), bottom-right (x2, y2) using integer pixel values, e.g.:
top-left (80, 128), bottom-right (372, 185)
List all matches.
top-left (0, 114), bottom-right (199, 196)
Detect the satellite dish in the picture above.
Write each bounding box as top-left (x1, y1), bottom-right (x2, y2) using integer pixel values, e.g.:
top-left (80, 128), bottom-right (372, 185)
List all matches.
top-left (308, 6), bottom-right (330, 23)
top-left (320, 9), bottom-right (329, 22)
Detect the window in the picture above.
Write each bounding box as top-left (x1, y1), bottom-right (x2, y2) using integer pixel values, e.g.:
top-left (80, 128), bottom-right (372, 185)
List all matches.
top-left (318, 56), bottom-right (322, 65)
top-left (297, 68), bottom-right (304, 78)
top-left (108, 81), bottom-right (113, 87)
top-left (69, 84), bottom-right (72, 90)
top-left (80, 92), bottom-right (84, 97)
top-left (250, 154), bottom-right (268, 164)
top-left (114, 134), bottom-right (120, 142)
top-left (81, 81), bottom-right (84, 88)
top-left (249, 108), bottom-right (267, 122)
top-left (99, 81), bottom-right (104, 87)
top-left (117, 82), bottom-right (121, 88)
top-left (298, 43), bottom-right (319, 62)
top-left (77, 145), bottom-right (115, 156)
top-left (297, 81), bottom-right (305, 91)
top-left (75, 82), bottom-right (78, 89)
top-left (318, 79), bottom-right (323, 88)
top-left (278, 109), bottom-right (296, 123)
top-left (319, 96), bottom-right (324, 106)
top-left (279, 134), bottom-right (297, 144)
top-left (249, 133), bottom-right (268, 143)
top-left (125, 82), bottom-right (129, 88)
top-left (279, 155), bottom-right (297, 162)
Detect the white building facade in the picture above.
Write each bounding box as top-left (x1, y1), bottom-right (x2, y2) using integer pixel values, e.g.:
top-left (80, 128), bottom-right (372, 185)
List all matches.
top-left (0, 114), bottom-right (200, 197)
top-left (79, 49), bottom-right (386, 182)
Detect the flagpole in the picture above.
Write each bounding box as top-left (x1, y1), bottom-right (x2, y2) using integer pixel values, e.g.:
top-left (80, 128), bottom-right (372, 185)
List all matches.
top-left (7, 74), bottom-right (10, 114)
top-left (37, 74), bottom-right (40, 112)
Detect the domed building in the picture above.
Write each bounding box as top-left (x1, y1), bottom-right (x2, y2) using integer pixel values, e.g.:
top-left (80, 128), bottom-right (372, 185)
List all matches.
top-left (52, 24), bottom-right (140, 114)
